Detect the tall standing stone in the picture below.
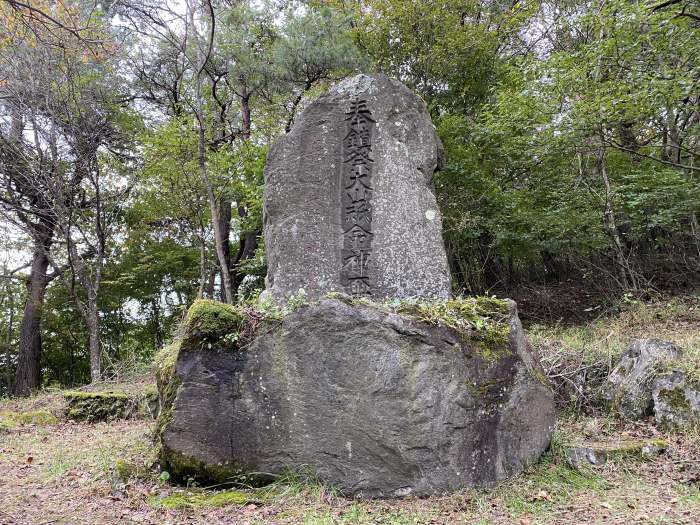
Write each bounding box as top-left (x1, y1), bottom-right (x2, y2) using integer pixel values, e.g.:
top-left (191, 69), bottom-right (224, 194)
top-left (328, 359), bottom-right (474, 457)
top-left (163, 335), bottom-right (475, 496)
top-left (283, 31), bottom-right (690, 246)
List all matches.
top-left (264, 74), bottom-right (451, 302)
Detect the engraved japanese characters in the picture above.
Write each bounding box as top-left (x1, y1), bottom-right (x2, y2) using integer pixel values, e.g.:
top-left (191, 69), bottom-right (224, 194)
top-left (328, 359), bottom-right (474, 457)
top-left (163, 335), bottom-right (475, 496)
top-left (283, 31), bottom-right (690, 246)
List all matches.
top-left (341, 99), bottom-right (375, 296)
top-left (263, 74), bottom-right (451, 303)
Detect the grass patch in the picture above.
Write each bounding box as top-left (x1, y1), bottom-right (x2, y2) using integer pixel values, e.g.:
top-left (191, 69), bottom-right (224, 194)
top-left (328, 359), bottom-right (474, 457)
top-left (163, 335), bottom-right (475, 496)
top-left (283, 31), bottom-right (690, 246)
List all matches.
top-left (494, 457), bottom-right (608, 519)
top-left (0, 410), bottom-right (59, 431)
top-left (300, 505), bottom-right (433, 525)
top-left (676, 483), bottom-right (700, 505)
top-left (531, 296), bottom-right (700, 369)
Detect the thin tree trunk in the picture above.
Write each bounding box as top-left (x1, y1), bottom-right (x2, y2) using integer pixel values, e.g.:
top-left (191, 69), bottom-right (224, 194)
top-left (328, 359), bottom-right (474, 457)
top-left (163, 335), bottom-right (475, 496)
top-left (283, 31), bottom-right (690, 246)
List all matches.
top-left (240, 92), bottom-right (251, 140)
top-left (152, 298), bottom-right (164, 349)
top-left (87, 299), bottom-right (101, 382)
top-left (218, 197), bottom-right (232, 301)
top-left (197, 228), bottom-right (207, 299)
top-left (197, 127), bottom-right (234, 303)
top-left (228, 91), bottom-right (259, 294)
top-left (597, 137), bottom-right (634, 290)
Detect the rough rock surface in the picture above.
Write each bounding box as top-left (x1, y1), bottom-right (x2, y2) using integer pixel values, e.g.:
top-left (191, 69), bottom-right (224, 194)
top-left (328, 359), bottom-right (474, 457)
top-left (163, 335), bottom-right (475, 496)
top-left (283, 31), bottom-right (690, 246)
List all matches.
top-left (602, 339), bottom-right (682, 419)
top-left (263, 74), bottom-right (451, 303)
top-left (565, 439), bottom-right (667, 470)
top-left (653, 371), bottom-right (700, 430)
top-left (157, 298), bottom-right (554, 497)
top-left (64, 391), bottom-right (140, 423)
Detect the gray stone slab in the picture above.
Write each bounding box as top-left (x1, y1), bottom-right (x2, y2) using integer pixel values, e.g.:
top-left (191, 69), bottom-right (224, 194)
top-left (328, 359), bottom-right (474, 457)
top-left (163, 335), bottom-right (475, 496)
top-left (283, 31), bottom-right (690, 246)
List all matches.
top-left (263, 74), bottom-right (451, 303)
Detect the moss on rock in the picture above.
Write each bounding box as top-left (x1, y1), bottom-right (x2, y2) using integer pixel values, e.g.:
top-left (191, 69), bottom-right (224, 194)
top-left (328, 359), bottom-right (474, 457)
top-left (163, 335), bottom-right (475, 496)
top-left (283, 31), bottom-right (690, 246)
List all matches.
top-left (369, 295), bottom-right (511, 355)
top-left (149, 488), bottom-right (265, 510)
top-left (142, 384), bottom-right (160, 418)
top-left (64, 390), bottom-right (137, 423)
top-left (564, 438), bottom-right (668, 469)
top-left (658, 387), bottom-right (692, 413)
top-left (153, 300), bottom-right (262, 483)
top-left (158, 444), bottom-right (259, 486)
top-left (182, 299), bottom-right (248, 349)
top-left (153, 341), bottom-right (182, 461)
top-left (653, 372), bottom-right (700, 430)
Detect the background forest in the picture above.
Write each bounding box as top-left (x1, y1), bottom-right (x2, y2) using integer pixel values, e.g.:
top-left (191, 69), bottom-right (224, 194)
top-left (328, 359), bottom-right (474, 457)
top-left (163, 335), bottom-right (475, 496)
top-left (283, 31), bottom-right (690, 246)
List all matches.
top-left (0, 0), bottom-right (698, 396)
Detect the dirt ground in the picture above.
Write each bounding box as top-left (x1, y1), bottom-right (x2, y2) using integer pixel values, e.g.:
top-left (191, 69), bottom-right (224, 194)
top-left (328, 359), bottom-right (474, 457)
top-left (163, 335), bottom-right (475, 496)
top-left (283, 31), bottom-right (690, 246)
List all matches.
top-left (1, 410), bottom-right (698, 525)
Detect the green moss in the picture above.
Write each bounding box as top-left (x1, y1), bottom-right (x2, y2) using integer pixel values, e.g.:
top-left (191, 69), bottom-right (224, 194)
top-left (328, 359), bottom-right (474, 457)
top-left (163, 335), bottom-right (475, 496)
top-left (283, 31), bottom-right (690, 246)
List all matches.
top-left (608, 438), bottom-right (668, 456)
top-left (465, 378), bottom-right (504, 399)
top-left (380, 296), bottom-right (512, 354)
top-left (183, 299), bottom-right (247, 348)
top-left (0, 410), bottom-right (59, 430)
top-left (658, 387), bottom-right (692, 412)
top-left (328, 294), bottom-right (515, 362)
top-left (142, 384), bottom-right (160, 418)
top-left (656, 385), bottom-right (699, 430)
top-left (64, 391), bottom-right (136, 423)
top-left (113, 458), bottom-right (154, 482)
top-left (563, 438), bottom-right (668, 470)
top-left (153, 341), bottom-right (182, 460)
top-left (150, 488), bottom-right (264, 509)
top-left (115, 458), bottom-right (134, 480)
top-left (64, 390), bottom-right (129, 400)
top-left (143, 384), bottom-right (158, 398)
top-left (154, 340), bottom-right (181, 383)
top-left (159, 444), bottom-right (270, 486)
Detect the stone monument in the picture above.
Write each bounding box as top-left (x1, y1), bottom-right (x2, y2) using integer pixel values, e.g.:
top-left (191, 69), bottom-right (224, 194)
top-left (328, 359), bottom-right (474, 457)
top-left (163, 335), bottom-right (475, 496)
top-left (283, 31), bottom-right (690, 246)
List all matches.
top-left (264, 74), bottom-right (451, 302)
top-left (155, 74), bottom-right (555, 498)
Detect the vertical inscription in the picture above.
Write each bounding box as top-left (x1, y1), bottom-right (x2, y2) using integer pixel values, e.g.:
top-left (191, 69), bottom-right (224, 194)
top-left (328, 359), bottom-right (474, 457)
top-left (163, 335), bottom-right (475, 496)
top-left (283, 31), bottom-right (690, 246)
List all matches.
top-left (341, 99), bottom-right (375, 296)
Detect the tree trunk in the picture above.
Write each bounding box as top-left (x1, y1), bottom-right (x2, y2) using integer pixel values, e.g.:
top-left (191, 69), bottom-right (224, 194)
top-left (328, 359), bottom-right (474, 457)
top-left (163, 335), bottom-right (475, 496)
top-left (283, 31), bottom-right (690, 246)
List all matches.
top-left (152, 298), bottom-right (164, 349)
top-left (218, 197), bottom-right (232, 301)
top-left (197, 229), bottom-right (207, 299)
top-left (231, 229), bottom-right (259, 292)
top-left (87, 299), bottom-right (101, 382)
top-left (13, 233), bottom-right (51, 396)
top-left (198, 128), bottom-right (235, 303)
top-left (597, 138), bottom-right (635, 290)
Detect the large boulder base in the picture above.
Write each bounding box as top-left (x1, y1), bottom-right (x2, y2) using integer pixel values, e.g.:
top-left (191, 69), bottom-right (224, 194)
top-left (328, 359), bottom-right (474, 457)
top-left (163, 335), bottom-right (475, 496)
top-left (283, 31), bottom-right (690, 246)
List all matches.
top-left (263, 74), bottom-right (451, 303)
top-left (156, 298), bottom-right (555, 498)
top-left (601, 339), bottom-right (682, 420)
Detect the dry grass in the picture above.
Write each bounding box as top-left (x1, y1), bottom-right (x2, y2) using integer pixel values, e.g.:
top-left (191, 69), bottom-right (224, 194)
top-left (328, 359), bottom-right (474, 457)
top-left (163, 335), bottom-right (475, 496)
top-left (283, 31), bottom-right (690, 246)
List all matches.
top-left (529, 295), bottom-right (700, 412)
